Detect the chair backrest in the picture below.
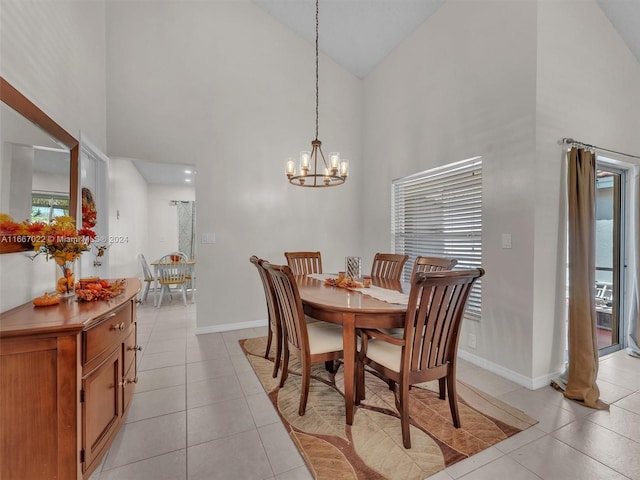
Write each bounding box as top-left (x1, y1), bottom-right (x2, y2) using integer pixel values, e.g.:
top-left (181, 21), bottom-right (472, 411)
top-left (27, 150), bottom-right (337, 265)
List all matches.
top-left (250, 256), bottom-right (280, 333)
top-left (169, 251), bottom-right (189, 262)
top-left (402, 269), bottom-right (484, 376)
top-left (284, 251), bottom-right (322, 276)
top-left (370, 253), bottom-right (409, 281)
top-left (263, 262), bottom-right (309, 356)
top-left (411, 256), bottom-right (457, 278)
top-left (139, 253), bottom-right (154, 281)
top-left (157, 254), bottom-right (189, 284)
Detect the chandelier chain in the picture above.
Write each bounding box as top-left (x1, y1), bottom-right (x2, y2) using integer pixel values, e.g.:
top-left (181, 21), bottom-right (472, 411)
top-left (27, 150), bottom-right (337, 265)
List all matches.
top-left (315, 0), bottom-right (319, 141)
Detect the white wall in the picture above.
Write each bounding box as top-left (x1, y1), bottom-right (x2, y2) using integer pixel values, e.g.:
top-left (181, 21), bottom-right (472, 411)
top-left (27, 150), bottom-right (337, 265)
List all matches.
top-left (108, 157), bottom-right (148, 279)
top-left (0, 0), bottom-right (106, 311)
top-left (146, 184), bottom-right (195, 263)
top-left (363, 0), bottom-right (539, 383)
top-left (363, 0), bottom-right (640, 386)
top-left (532, 0), bottom-right (640, 379)
top-left (105, 0), bottom-right (363, 331)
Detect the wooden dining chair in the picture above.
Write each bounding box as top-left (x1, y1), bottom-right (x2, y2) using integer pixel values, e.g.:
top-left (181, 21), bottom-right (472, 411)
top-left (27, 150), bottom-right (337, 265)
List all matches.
top-left (370, 253), bottom-right (409, 281)
top-left (284, 251), bottom-right (322, 276)
top-left (250, 256), bottom-right (283, 378)
top-left (412, 256), bottom-right (457, 276)
top-left (263, 261), bottom-right (344, 416)
top-left (156, 254), bottom-right (189, 307)
top-left (357, 268), bottom-right (485, 448)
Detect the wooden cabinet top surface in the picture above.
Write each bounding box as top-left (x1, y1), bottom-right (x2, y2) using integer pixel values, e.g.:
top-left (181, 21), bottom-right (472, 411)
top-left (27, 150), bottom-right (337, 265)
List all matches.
top-left (0, 278), bottom-right (141, 338)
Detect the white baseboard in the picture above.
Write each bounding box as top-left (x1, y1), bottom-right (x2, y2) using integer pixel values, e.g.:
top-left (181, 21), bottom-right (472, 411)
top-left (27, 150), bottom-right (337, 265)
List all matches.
top-left (458, 349), bottom-right (562, 390)
top-left (195, 319), bottom-right (268, 335)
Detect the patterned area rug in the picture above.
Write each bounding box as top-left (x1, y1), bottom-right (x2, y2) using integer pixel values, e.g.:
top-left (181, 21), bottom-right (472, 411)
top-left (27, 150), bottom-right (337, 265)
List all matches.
top-left (240, 336), bottom-right (537, 480)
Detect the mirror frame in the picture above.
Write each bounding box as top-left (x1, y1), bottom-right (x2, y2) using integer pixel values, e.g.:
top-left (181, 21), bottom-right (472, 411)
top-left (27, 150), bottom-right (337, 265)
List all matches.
top-left (0, 77), bottom-right (79, 252)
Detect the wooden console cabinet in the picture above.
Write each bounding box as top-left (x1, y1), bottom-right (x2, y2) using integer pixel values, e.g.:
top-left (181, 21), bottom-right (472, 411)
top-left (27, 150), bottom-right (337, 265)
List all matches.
top-left (0, 279), bottom-right (141, 480)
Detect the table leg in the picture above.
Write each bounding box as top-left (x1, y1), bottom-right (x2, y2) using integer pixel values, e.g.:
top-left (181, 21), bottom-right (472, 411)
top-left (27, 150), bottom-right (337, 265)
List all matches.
top-left (342, 312), bottom-right (356, 425)
top-left (153, 266), bottom-right (159, 307)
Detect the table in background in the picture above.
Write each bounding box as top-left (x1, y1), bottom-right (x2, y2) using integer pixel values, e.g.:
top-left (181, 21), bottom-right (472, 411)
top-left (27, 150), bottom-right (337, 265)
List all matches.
top-left (150, 259), bottom-right (196, 306)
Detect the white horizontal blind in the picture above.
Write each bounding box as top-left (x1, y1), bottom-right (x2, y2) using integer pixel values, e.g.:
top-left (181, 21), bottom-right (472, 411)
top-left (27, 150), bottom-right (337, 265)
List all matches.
top-left (392, 157), bottom-right (483, 320)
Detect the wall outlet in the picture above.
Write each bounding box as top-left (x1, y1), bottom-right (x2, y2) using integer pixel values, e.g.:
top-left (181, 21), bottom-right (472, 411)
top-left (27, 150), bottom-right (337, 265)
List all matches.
top-left (468, 333), bottom-right (477, 349)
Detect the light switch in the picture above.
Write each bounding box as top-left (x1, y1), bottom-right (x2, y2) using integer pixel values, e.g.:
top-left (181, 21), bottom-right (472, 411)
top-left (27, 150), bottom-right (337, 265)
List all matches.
top-left (501, 233), bottom-right (512, 249)
top-left (202, 233), bottom-right (216, 244)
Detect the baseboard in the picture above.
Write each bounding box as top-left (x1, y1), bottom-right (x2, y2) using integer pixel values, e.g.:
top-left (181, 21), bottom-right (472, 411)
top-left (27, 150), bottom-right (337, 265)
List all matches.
top-left (457, 349), bottom-right (562, 390)
top-left (195, 319), bottom-right (268, 335)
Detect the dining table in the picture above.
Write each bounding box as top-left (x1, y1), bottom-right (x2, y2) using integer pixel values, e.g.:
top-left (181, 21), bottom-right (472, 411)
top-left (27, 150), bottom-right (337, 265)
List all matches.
top-left (296, 274), bottom-right (409, 425)
top-left (150, 258), bottom-right (196, 306)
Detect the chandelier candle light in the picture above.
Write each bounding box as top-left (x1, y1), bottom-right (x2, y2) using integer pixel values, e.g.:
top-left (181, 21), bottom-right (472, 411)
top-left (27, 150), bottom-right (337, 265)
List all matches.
top-left (285, 0), bottom-right (349, 187)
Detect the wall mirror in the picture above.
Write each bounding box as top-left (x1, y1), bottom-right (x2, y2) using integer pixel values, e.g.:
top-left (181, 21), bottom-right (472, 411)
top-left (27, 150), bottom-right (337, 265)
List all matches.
top-left (0, 77), bottom-right (78, 253)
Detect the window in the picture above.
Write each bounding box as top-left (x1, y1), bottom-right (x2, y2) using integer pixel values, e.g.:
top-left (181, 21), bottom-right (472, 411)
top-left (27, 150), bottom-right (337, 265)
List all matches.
top-left (31, 192), bottom-right (70, 222)
top-left (392, 157), bottom-right (483, 319)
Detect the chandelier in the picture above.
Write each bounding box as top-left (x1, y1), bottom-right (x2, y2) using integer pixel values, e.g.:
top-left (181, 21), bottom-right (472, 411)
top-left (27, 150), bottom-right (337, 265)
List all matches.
top-left (285, 0), bottom-right (349, 187)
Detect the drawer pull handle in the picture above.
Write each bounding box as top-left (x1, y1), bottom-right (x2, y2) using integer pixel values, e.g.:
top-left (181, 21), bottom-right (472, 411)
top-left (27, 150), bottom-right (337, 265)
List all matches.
top-left (119, 380), bottom-right (127, 387)
top-left (110, 322), bottom-right (126, 332)
top-left (127, 345), bottom-right (142, 352)
top-left (127, 376), bottom-right (139, 384)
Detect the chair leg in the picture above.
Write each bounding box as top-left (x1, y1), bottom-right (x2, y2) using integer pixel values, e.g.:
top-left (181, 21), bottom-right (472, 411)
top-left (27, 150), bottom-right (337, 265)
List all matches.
top-left (438, 378), bottom-right (446, 400)
top-left (265, 326), bottom-right (273, 360)
top-left (141, 282), bottom-right (150, 304)
top-left (355, 358), bottom-right (365, 405)
top-left (279, 345), bottom-right (290, 388)
top-left (181, 284), bottom-right (187, 306)
top-left (399, 380), bottom-right (412, 449)
top-left (299, 362), bottom-right (310, 416)
top-left (157, 285), bottom-right (166, 308)
top-left (446, 373), bottom-right (461, 428)
top-left (272, 327), bottom-right (282, 378)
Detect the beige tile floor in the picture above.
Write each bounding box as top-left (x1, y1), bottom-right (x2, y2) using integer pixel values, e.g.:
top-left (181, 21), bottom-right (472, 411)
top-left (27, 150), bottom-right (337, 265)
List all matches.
top-left (89, 298), bottom-right (640, 480)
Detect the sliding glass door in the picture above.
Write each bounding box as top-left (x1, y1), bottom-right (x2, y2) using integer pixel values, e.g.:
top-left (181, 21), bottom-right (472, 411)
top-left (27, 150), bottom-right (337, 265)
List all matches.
top-left (595, 161), bottom-right (626, 355)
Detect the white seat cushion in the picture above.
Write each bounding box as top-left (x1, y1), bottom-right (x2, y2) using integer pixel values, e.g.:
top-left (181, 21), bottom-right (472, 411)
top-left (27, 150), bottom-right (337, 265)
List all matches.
top-left (307, 322), bottom-right (344, 355)
top-left (366, 339), bottom-right (402, 373)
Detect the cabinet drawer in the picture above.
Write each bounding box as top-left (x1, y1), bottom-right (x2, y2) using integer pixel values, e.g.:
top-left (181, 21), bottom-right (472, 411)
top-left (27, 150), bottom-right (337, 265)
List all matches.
top-left (83, 303), bottom-right (132, 366)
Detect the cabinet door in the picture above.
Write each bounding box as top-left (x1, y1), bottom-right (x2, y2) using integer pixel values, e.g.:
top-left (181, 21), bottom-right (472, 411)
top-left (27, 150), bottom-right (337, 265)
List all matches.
top-left (82, 346), bottom-right (122, 472)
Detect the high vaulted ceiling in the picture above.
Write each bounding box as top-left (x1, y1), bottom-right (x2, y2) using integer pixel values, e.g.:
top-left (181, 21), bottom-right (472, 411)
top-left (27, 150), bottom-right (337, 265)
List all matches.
top-left (253, 0), bottom-right (640, 79)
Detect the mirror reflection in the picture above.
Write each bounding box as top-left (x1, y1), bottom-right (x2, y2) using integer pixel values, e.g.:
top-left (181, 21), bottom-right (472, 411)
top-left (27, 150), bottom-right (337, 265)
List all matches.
top-left (0, 101), bottom-right (72, 225)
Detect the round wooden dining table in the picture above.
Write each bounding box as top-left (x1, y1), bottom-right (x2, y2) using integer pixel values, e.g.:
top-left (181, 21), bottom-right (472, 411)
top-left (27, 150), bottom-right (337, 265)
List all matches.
top-left (295, 275), bottom-right (409, 425)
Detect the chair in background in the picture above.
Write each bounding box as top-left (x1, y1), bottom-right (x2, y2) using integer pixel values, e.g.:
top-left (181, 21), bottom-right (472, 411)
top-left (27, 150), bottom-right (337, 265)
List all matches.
top-left (357, 268), bottom-right (485, 448)
top-left (169, 251), bottom-right (195, 302)
top-left (250, 255), bottom-right (283, 378)
top-left (263, 261), bottom-right (344, 416)
top-left (411, 256), bottom-right (457, 277)
top-left (156, 254), bottom-right (189, 307)
top-left (138, 253), bottom-right (156, 306)
top-left (284, 251), bottom-right (323, 276)
top-left (370, 253), bottom-right (409, 281)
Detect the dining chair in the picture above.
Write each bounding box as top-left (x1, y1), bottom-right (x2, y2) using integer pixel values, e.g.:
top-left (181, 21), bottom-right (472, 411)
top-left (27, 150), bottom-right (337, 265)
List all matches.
top-left (250, 256), bottom-right (283, 378)
top-left (284, 251), bottom-right (322, 276)
top-left (370, 253), bottom-right (409, 281)
top-left (357, 268), bottom-right (485, 449)
top-left (138, 253), bottom-right (155, 305)
top-left (412, 255), bottom-right (457, 276)
top-left (263, 261), bottom-right (344, 416)
top-left (156, 254), bottom-right (189, 307)
top-left (169, 251), bottom-right (195, 302)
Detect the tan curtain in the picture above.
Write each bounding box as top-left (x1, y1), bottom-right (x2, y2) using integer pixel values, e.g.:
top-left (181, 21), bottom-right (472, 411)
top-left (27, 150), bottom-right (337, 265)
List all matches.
top-left (562, 147), bottom-right (606, 409)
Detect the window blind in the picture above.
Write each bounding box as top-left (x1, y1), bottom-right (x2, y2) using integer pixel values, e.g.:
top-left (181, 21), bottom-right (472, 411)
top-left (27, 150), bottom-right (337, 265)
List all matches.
top-left (392, 157), bottom-right (483, 320)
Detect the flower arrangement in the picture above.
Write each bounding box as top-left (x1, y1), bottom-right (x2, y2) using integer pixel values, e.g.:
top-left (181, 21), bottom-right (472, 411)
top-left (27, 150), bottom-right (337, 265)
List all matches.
top-left (1, 213), bottom-right (96, 295)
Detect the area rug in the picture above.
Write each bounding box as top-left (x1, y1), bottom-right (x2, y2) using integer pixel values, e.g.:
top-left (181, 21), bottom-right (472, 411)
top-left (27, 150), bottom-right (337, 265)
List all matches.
top-left (240, 336), bottom-right (537, 480)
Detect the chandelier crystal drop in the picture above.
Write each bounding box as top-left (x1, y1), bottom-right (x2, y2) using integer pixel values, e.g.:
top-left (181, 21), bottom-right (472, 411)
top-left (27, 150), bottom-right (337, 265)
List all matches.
top-left (285, 0), bottom-right (349, 187)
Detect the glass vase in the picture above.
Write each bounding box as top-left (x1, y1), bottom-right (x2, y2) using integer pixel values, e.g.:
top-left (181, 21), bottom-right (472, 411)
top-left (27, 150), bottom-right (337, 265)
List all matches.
top-left (56, 261), bottom-right (76, 298)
